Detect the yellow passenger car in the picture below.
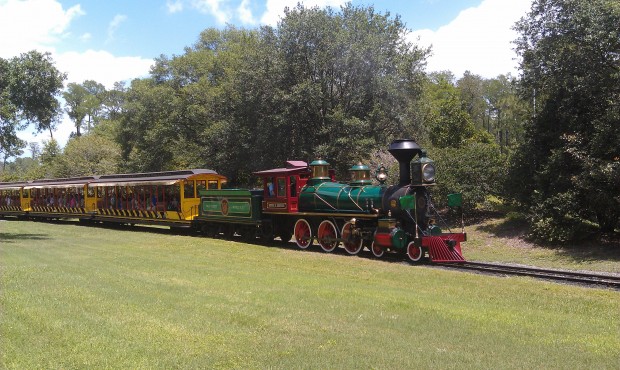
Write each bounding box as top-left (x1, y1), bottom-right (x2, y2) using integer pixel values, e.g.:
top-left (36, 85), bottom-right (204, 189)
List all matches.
top-left (25, 177), bottom-right (95, 218)
top-left (0, 169), bottom-right (226, 228)
top-left (0, 181), bottom-right (30, 216)
top-left (87, 169), bottom-right (227, 227)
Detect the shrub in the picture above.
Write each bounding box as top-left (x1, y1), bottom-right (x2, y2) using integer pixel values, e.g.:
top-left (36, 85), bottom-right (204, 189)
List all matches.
top-left (430, 142), bottom-right (507, 212)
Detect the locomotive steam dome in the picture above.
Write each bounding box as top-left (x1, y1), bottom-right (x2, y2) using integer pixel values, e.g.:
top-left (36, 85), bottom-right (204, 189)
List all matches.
top-left (308, 159), bottom-right (331, 185)
top-left (349, 163), bottom-right (372, 186)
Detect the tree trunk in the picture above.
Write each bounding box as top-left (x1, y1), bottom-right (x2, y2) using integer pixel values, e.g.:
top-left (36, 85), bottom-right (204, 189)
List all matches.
top-left (597, 212), bottom-right (619, 233)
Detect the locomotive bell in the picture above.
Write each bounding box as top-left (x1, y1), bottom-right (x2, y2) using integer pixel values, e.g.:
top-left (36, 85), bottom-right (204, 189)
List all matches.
top-left (388, 139), bottom-right (422, 186)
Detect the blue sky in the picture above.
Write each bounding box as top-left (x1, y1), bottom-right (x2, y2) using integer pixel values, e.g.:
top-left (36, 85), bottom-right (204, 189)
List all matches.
top-left (0, 0), bottom-right (532, 147)
top-left (56, 0), bottom-right (485, 59)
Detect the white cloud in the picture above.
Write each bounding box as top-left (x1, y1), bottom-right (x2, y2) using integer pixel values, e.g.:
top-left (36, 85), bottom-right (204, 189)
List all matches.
top-left (184, 0), bottom-right (345, 27)
top-left (166, 0), bottom-right (184, 13)
top-left (0, 0), bottom-right (84, 58)
top-left (107, 14), bottom-right (128, 44)
top-left (0, 1), bottom-right (152, 149)
top-left (191, 0), bottom-right (231, 24)
top-left (410, 0), bottom-right (532, 78)
top-left (79, 33), bottom-right (92, 42)
top-left (237, 0), bottom-right (256, 25)
top-left (56, 50), bottom-right (152, 88)
top-left (260, 0), bottom-right (346, 25)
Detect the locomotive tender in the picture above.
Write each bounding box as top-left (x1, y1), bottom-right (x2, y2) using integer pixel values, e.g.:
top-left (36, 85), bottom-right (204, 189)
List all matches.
top-left (195, 139), bottom-right (466, 263)
top-left (0, 139), bottom-right (465, 263)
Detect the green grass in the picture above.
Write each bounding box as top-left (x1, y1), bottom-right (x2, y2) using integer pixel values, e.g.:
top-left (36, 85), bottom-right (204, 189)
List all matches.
top-left (464, 216), bottom-right (620, 273)
top-left (1, 220), bottom-right (619, 369)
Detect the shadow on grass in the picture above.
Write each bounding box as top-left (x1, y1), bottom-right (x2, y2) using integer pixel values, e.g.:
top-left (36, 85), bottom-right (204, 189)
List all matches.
top-left (552, 236), bottom-right (620, 264)
top-left (0, 232), bottom-right (50, 243)
top-left (476, 217), bottom-right (529, 238)
top-left (477, 217), bottom-right (620, 264)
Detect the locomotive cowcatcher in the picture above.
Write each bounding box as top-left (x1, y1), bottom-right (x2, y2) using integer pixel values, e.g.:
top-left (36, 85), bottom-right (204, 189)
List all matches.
top-left (195, 139), bottom-right (466, 263)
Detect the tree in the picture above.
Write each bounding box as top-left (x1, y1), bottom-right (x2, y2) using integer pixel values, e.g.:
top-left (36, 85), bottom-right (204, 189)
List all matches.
top-left (1, 57), bottom-right (22, 166)
top-left (63, 83), bottom-right (89, 137)
top-left (118, 4), bottom-right (430, 182)
top-left (482, 74), bottom-right (527, 149)
top-left (39, 139), bottom-right (63, 178)
top-left (274, 4), bottom-right (429, 174)
top-left (511, 0), bottom-right (620, 238)
top-left (456, 72), bottom-right (528, 150)
top-left (421, 72), bottom-right (506, 211)
top-left (431, 143), bottom-right (506, 212)
top-left (63, 81), bottom-right (106, 137)
top-left (1, 51), bottom-right (65, 163)
top-left (0, 126), bottom-right (25, 170)
top-left (81, 80), bottom-right (106, 131)
top-left (28, 142), bottom-right (41, 159)
top-left (58, 134), bottom-right (121, 177)
top-left (101, 81), bottom-right (126, 121)
top-left (424, 72), bottom-right (479, 149)
top-left (8, 51), bottom-right (66, 138)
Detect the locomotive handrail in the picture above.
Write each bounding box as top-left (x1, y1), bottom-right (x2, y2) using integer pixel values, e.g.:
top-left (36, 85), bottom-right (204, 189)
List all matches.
top-left (427, 198), bottom-right (453, 233)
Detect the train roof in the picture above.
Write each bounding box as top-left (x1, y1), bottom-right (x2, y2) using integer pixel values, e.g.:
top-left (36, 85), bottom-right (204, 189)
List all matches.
top-left (0, 181), bottom-right (31, 190)
top-left (4, 170), bottom-right (223, 189)
top-left (90, 169), bottom-right (221, 187)
top-left (25, 176), bottom-right (97, 189)
top-left (253, 161), bottom-right (310, 176)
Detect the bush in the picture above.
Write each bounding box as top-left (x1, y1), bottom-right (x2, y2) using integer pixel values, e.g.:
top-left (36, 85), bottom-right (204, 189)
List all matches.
top-left (527, 191), bottom-right (594, 243)
top-left (430, 142), bottom-right (507, 212)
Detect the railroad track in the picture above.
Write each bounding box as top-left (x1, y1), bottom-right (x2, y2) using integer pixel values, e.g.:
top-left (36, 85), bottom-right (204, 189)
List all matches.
top-left (435, 261), bottom-right (620, 289)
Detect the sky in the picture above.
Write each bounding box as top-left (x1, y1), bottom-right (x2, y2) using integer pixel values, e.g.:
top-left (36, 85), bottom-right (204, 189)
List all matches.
top-left (0, 0), bottom-right (533, 150)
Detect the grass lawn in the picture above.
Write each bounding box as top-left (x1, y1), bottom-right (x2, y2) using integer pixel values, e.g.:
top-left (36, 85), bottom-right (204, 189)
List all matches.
top-left (1, 219), bottom-right (619, 369)
top-left (464, 216), bottom-right (620, 273)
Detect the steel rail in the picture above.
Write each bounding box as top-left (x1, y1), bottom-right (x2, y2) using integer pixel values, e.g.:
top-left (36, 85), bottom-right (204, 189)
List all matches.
top-left (435, 261), bottom-right (620, 289)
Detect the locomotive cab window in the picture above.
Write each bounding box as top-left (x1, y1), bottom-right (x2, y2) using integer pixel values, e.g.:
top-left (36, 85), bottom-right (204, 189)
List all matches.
top-left (277, 178), bottom-right (286, 197)
top-left (290, 176), bottom-right (297, 197)
top-left (265, 177), bottom-right (275, 197)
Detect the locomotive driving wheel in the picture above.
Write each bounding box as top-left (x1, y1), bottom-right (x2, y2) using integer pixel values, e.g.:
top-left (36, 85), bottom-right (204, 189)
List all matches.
top-left (341, 222), bottom-right (363, 255)
top-left (407, 241), bottom-right (424, 262)
top-left (370, 242), bottom-right (384, 258)
top-left (294, 219), bottom-right (312, 249)
top-left (317, 220), bottom-right (338, 252)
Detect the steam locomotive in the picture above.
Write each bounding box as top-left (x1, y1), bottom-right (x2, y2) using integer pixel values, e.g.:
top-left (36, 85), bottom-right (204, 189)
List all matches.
top-left (0, 138), bottom-right (465, 263)
top-left (196, 139), bottom-right (466, 262)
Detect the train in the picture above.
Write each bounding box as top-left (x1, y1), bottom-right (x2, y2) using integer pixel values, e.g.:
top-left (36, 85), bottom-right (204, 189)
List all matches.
top-left (0, 139), bottom-right (465, 263)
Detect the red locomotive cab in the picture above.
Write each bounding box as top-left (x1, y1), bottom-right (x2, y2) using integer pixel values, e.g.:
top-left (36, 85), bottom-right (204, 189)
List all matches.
top-left (254, 161), bottom-right (311, 213)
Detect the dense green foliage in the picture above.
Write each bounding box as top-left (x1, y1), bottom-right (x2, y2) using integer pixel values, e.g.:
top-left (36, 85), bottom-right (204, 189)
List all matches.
top-left (510, 0), bottom-right (620, 240)
top-left (421, 72), bottom-right (510, 212)
top-left (431, 143), bottom-right (506, 212)
top-left (119, 5), bottom-right (429, 182)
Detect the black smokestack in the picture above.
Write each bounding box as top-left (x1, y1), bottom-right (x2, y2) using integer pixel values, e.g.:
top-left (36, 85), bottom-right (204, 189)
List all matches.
top-left (388, 139), bottom-right (422, 186)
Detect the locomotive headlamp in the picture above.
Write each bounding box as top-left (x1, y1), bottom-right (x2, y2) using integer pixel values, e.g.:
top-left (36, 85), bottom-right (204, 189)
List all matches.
top-left (375, 165), bottom-right (388, 184)
top-left (411, 151), bottom-right (436, 185)
top-left (422, 163), bottom-right (435, 182)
